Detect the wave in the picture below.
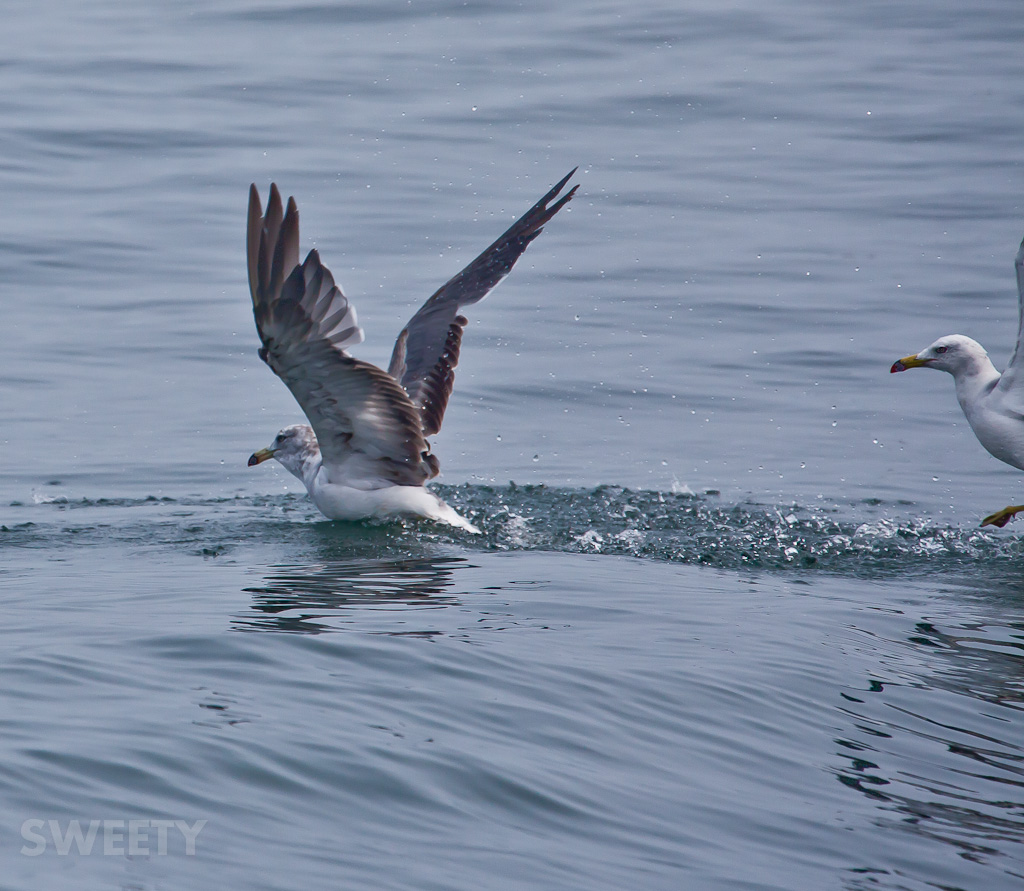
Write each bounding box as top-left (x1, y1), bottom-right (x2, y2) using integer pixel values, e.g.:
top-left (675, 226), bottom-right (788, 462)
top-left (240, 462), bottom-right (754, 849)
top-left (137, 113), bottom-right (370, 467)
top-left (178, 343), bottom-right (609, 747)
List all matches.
top-left (4, 484), bottom-right (1024, 577)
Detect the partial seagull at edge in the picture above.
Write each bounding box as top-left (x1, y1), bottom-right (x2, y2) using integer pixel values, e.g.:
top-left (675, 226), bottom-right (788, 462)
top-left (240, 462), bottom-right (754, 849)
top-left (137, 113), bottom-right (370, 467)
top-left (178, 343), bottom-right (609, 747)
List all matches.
top-left (892, 233), bottom-right (1024, 527)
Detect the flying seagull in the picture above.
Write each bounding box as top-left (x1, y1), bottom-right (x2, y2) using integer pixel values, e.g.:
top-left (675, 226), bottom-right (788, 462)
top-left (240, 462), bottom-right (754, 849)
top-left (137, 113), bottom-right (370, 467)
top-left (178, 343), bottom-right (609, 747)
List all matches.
top-left (246, 169), bottom-right (578, 532)
top-left (891, 234), bottom-right (1024, 527)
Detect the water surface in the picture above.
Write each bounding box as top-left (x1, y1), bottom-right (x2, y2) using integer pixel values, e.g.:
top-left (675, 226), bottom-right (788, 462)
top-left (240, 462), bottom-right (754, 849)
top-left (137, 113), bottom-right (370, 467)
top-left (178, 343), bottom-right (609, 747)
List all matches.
top-left (2, 1), bottom-right (1023, 889)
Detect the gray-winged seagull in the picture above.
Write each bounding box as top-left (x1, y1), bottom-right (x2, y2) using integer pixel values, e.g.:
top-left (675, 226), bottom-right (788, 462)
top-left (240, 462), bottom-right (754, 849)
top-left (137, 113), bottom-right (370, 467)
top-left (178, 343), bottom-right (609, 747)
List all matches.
top-left (246, 170), bottom-right (578, 532)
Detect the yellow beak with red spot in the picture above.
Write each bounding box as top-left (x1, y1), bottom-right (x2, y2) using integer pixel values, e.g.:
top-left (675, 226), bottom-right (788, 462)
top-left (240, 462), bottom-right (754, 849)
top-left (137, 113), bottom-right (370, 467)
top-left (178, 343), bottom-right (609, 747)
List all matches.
top-left (890, 354), bottom-right (932, 373)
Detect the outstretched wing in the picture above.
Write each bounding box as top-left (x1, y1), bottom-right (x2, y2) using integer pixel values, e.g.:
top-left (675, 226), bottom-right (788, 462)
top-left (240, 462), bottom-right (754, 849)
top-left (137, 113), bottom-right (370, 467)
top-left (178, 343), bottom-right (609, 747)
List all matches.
top-left (248, 184), bottom-right (433, 486)
top-left (993, 235), bottom-right (1024, 411)
top-left (388, 168), bottom-right (578, 436)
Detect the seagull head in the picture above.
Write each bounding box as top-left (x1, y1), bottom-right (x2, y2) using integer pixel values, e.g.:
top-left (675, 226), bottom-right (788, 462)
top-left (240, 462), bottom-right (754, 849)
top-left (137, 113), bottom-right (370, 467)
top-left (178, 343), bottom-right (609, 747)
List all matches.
top-left (890, 335), bottom-right (990, 377)
top-left (248, 425), bottom-right (319, 477)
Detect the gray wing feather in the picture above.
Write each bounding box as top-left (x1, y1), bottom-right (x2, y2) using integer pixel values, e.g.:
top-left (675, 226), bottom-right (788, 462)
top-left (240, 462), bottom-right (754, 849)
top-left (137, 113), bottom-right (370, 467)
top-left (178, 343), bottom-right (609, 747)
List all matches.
top-left (994, 235), bottom-right (1024, 409)
top-left (248, 184), bottom-right (432, 486)
top-left (388, 168), bottom-right (578, 436)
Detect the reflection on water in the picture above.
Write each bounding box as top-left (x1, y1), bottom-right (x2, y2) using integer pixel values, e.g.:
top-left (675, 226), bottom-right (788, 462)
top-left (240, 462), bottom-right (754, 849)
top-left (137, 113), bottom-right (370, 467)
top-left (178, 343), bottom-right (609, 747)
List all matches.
top-left (235, 556), bottom-right (468, 633)
top-left (834, 609), bottom-right (1024, 881)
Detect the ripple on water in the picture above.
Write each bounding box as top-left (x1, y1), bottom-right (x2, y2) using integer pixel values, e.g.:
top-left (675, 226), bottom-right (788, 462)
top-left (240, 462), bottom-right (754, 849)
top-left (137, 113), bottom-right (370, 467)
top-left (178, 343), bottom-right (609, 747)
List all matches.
top-left (5, 484), bottom-right (1024, 578)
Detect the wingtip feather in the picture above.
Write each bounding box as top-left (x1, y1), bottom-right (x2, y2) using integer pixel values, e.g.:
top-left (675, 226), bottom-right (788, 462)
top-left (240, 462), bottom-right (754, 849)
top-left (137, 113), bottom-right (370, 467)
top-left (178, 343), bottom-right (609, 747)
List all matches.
top-left (246, 185), bottom-right (264, 302)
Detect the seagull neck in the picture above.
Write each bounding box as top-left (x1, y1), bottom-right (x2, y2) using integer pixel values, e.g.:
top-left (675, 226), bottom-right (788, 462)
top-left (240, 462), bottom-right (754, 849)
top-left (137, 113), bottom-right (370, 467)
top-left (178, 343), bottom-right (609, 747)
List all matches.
top-left (952, 356), bottom-right (1000, 412)
top-left (277, 448), bottom-right (323, 489)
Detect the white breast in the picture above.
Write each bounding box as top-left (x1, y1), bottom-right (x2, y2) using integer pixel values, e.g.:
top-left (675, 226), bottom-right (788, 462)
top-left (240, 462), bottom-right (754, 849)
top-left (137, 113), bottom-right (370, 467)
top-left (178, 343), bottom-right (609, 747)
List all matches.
top-left (308, 470), bottom-right (480, 531)
top-left (962, 390), bottom-right (1024, 471)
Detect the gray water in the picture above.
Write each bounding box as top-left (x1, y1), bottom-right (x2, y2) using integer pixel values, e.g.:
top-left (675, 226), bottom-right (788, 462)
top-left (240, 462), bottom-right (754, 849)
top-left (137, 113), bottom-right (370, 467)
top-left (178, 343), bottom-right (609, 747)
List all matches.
top-left (2, 1), bottom-right (1023, 889)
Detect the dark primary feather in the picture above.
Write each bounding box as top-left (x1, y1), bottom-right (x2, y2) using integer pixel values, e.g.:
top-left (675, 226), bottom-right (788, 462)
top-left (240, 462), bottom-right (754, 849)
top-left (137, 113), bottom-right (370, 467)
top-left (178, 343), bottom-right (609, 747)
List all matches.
top-left (388, 168), bottom-right (578, 436)
top-left (247, 184), bottom-right (433, 486)
top-left (247, 171), bottom-right (577, 481)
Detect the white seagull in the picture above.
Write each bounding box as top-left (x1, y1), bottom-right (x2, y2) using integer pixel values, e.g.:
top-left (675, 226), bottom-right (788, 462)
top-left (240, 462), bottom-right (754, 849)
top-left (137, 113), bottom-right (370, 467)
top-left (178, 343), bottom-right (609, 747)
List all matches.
top-left (246, 170), bottom-right (578, 532)
top-left (891, 234), bottom-right (1024, 527)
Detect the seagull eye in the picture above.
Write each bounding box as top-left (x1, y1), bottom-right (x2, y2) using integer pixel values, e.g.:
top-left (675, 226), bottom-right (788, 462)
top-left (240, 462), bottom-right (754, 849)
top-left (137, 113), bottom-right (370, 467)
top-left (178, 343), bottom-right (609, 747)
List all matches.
top-left (934, 346), bottom-right (948, 354)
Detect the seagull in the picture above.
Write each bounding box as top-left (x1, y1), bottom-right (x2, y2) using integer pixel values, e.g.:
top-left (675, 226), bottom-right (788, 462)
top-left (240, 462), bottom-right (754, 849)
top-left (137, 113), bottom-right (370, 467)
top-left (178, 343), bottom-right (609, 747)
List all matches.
top-left (891, 235), bottom-right (1024, 527)
top-left (246, 170), bottom-right (578, 532)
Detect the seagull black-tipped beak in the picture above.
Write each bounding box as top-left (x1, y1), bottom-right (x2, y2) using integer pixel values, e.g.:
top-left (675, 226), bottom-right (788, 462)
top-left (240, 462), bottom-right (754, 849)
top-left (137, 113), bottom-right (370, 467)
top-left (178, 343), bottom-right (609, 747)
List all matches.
top-left (248, 448), bottom-right (275, 466)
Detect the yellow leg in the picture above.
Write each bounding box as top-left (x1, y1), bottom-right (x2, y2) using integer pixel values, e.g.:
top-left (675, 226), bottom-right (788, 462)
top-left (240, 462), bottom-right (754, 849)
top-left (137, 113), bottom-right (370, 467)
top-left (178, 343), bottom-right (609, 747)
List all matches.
top-left (981, 505), bottom-right (1024, 528)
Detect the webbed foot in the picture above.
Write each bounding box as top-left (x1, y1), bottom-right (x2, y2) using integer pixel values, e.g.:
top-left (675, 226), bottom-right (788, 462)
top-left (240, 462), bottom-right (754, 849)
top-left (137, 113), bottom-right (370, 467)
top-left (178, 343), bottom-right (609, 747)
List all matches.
top-left (980, 505), bottom-right (1024, 528)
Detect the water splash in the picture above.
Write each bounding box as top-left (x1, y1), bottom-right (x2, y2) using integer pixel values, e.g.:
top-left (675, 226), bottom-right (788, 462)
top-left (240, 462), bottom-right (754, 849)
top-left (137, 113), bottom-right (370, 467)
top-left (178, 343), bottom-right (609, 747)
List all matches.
top-left (4, 484), bottom-right (1024, 577)
top-left (444, 484), bottom-right (1024, 576)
